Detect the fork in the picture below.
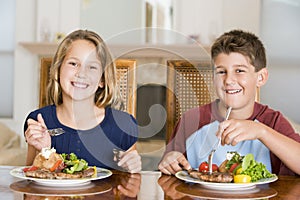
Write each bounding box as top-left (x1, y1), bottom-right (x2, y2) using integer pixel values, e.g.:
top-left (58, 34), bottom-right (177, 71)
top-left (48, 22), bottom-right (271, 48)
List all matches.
top-left (113, 148), bottom-right (122, 162)
top-left (47, 128), bottom-right (65, 136)
top-left (208, 106), bottom-right (232, 174)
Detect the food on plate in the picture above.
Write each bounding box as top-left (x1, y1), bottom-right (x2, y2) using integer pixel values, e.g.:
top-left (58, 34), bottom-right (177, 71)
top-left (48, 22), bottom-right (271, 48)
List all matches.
top-left (220, 151), bottom-right (274, 182)
top-left (23, 148), bottom-right (96, 179)
top-left (188, 151), bottom-right (274, 183)
top-left (189, 170), bottom-right (233, 183)
top-left (233, 174), bottom-right (251, 183)
top-left (198, 161), bottom-right (218, 172)
top-left (32, 148), bottom-right (64, 172)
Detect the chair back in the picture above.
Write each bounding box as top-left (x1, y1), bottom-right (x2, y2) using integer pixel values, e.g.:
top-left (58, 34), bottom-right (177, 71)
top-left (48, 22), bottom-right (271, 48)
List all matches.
top-left (166, 60), bottom-right (216, 142)
top-left (39, 58), bottom-right (137, 117)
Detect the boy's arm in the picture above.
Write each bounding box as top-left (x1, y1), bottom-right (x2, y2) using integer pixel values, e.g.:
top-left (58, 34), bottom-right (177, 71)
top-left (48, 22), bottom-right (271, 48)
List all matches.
top-left (258, 124), bottom-right (300, 175)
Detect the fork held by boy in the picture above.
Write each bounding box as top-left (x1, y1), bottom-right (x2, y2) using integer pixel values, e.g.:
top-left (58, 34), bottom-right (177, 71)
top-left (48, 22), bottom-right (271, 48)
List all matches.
top-left (208, 106), bottom-right (232, 174)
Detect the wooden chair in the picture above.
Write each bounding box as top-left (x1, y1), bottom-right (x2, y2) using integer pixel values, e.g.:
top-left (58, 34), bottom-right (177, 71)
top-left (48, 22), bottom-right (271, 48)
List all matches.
top-left (166, 60), bottom-right (216, 143)
top-left (39, 58), bottom-right (137, 117)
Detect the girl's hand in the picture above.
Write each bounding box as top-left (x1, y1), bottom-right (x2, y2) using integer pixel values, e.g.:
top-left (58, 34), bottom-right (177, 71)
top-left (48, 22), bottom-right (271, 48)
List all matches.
top-left (217, 119), bottom-right (267, 146)
top-left (158, 151), bottom-right (191, 175)
top-left (25, 113), bottom-right (51, 151)
top-left (117, 149), bottom-right (142, 173)
top-left (114, 173), bottom-right (141, 198)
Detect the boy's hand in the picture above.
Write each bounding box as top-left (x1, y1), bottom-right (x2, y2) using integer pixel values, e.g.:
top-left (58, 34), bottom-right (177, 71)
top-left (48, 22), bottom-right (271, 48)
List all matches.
top-left (25, 113), bottom-right (51, 151)
top-left (218, 119), bottom-right (265, 146)
top-left (158, 151), bottom-right (191, 175)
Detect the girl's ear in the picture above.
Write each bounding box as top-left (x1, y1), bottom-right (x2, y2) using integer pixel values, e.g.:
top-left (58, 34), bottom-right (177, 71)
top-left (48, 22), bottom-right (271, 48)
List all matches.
top-left (257, 68), bottom-right (268, 87)
top-left (99, 80), bottom-right (104, 88)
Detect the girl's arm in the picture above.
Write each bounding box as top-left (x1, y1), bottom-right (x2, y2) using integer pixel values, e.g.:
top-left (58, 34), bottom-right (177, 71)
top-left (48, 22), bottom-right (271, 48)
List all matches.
top-left (26, 145), bottom-right (39, 165)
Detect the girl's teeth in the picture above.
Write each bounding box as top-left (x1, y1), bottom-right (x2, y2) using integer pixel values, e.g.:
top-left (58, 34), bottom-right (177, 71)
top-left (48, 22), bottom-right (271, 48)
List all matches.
top-left (73, 82), bottom-right (88, 88)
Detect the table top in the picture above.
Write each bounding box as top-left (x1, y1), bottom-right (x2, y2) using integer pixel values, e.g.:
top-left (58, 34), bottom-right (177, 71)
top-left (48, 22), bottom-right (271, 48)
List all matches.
top-left (1, 166), bottom-right (299, 199)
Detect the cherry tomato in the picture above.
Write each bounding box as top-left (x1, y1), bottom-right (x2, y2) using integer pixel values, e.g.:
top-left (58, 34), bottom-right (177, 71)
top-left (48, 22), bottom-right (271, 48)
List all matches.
top-left (23, 166), bottom-right (38, 172)
top-left (198, 162), bottom-right (218, 172)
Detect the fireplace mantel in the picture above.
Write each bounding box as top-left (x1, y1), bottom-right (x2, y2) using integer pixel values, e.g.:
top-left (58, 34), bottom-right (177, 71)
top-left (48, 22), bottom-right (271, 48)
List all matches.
top-left (19, 42), bottom-right (210, 60)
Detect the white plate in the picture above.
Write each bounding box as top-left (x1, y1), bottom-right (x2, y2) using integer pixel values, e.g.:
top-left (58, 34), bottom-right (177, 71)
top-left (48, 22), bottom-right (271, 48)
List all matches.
top-left (10, 166), bottom-right (112, 187)
top-left (175, 171), bottom-right (278, 190)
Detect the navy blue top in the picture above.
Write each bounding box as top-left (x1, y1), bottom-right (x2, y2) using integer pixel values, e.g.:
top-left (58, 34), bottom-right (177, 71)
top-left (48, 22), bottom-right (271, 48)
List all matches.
top-left (24, 105), bottom-right (138, 169)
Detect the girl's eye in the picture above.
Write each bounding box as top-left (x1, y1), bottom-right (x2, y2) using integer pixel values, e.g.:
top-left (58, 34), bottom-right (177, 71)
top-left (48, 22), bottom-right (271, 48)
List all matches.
top-left (89, 65), bottom-right (98, 70)
top-left (68, 61), bottom-right (78, 67)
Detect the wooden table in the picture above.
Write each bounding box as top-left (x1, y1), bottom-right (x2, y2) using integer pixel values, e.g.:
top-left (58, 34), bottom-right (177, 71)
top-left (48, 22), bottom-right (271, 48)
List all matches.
top-left (1, 166), bottom-right (299, 199)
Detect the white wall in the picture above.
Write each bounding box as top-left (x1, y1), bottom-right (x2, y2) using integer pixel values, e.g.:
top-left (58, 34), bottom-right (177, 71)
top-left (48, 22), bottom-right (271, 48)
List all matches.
top-left (172, 0), bottom-right (260, 45)
top-left (6, 0), bottom-right (37, 145)
top-left (2, 0), bottom-right (299, 142)
top-left (80, 0), bottom-right (144, 43)
top-left (260, 0), bottom-right (300, 124)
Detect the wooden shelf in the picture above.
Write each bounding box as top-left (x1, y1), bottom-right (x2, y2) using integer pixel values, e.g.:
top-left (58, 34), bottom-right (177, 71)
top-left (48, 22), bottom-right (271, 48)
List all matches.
top-left (19, 42), bottom-right (210, 60)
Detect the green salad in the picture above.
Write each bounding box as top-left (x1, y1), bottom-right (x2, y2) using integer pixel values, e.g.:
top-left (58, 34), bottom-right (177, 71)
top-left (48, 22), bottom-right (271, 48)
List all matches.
top-left (61, 153), bottom-right (89, 174)
top-left (225, 151), bottom-right (274, 182)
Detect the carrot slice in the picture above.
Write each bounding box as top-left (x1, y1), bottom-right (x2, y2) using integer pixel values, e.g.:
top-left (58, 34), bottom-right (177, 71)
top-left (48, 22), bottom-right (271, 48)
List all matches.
top-left (50, 160), bottom-right (63, 172)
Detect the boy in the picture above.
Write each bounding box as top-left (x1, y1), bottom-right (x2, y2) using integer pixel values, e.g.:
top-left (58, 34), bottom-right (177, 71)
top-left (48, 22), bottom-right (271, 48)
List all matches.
top-left (158, 29), bottom-right (300, 176)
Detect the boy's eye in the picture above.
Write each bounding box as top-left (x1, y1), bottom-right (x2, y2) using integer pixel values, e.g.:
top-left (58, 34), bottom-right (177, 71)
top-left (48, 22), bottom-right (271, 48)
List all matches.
top-left (215, 70), bottom-right (226, 74)
top-left (236, 69), bottom-right (246, 73)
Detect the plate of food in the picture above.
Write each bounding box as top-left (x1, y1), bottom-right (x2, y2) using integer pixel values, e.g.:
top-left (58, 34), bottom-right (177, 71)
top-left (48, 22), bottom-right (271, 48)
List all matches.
top-left (175, 152), bottom-right (278, 190)
top-left (175, 170), bottom-right (277, 190)
top-left (10, 148), bottom-right (112, 186)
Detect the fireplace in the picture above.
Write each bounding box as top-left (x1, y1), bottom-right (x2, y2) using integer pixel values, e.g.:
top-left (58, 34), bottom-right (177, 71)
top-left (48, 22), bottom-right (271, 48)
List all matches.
top-left (136, 84), bottom-right (166, 141)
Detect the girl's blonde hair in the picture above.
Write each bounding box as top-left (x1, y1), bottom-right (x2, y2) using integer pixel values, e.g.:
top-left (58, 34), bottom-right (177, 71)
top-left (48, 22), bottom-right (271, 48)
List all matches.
top-left (47, 29), bottom-right (123, 109)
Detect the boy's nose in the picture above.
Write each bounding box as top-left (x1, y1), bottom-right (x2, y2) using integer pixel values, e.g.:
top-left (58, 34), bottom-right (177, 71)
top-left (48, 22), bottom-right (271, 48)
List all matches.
top-left (225, 73), bottom-right (236, 85)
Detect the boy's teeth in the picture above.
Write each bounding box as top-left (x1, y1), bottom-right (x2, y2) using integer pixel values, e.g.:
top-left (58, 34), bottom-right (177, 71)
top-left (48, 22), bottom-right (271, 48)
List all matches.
top-left (227, 89), bottom-right (241, 94)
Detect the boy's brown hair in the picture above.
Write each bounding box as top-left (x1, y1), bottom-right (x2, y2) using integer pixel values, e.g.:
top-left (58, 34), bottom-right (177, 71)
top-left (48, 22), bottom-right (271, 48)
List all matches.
top-left (211, 29), bottom-right (266, 72)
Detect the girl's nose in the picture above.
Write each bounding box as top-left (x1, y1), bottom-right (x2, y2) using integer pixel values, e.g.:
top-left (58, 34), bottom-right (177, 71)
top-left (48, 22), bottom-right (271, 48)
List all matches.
top-left (75, 66), bottom-right (86, 78)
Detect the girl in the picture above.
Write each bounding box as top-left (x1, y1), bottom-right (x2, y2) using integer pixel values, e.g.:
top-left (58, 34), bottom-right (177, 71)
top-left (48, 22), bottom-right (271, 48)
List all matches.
top-left (24, 29), bottom-right (141, 173)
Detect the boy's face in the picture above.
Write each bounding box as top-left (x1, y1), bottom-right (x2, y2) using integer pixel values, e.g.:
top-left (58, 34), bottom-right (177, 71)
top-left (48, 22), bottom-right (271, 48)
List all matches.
top-left (213, 52), bottom-right (266, 111)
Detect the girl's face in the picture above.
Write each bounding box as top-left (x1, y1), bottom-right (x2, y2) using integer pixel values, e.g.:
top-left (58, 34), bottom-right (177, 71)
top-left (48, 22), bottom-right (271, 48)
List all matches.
top-left (213, 52), bottom-right (263, 112)
top-left (60, 39), bottom-right (103, 103)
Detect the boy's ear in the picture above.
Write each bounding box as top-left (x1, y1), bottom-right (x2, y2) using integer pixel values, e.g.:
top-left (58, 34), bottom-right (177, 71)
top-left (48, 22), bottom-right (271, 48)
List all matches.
top-left (257, 68), bottom-right (268, 87)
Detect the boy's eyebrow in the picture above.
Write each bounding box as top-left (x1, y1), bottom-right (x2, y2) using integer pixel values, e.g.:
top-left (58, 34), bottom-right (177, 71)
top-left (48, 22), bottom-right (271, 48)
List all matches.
top-left (214, 64), bottom-right (249, 69)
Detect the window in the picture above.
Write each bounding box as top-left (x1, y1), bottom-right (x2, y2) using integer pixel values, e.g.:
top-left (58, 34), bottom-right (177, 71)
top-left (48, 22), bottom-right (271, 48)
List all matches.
top-left (0, 0), bottom-right (15, 118)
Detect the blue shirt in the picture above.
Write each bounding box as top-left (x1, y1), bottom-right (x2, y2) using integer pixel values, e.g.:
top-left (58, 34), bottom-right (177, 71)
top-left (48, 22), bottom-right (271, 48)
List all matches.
top-left (24, 105), bottom-right (138, 169)
top-left (186, 120), bottom-right (271, 171)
